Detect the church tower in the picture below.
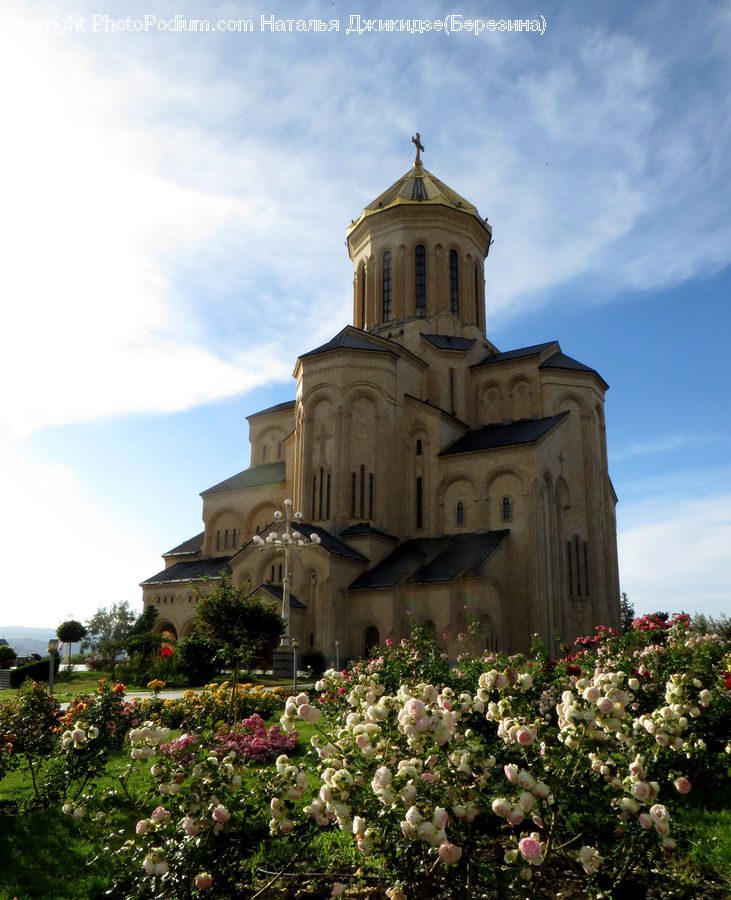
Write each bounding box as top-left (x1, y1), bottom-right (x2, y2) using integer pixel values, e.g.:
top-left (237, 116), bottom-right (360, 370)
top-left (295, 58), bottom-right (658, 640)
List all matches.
top-left (347, 134), bottom-right (492, 338)
top-left (140, 137), bottom-right (621, 659)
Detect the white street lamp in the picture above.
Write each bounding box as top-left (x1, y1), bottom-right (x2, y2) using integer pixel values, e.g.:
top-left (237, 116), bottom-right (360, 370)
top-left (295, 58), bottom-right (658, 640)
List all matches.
top-left (251, 498), bottom-right (321, 647)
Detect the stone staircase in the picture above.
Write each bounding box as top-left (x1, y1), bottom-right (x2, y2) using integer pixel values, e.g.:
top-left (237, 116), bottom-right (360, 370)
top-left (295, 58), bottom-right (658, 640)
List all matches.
top-left (0, 670), bottom-right (10, 689)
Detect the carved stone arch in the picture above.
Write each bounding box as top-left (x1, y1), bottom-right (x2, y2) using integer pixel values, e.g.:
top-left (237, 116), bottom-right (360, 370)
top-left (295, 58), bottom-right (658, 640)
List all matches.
top-left (180, 618), bottom-right (197, 639)
top-left (437, 472), bottom-right (479, 532)
top-left (436, 471), bottom-right (479, 507)
top-left (485, 466), bottom-right (525, 494)
top-left (485, 467), bottom-right (525, 529)
top-left (245, 500), bottom-right (280, 539)
top-left (154, 619), bottom-right (178, 642)
top-left (478, 379), bottom-right (504, 423)
top-left (301, 383), bottom-right (340, 409)
top-left (363, 624), bottom-right (380, 658)
top-left (554, 391), bottom-right (589, 417)
top-left (341, 382), bottom-right (390, 410)
top-left (556, 476), bottom-right (571, 510)
top-left (208, 505), bottom-right (243, 530)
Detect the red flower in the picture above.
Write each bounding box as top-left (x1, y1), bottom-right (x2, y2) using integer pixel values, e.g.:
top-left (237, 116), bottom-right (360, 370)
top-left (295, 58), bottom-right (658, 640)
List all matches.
top-left (160, 646), bottom-right (173, 658)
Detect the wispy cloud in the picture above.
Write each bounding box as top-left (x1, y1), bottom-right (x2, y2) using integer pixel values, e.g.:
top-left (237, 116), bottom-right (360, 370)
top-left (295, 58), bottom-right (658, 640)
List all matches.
top-left (610, 433), bottom-right (722, 461)
top-left (1, 0), bottom-right (730, 437)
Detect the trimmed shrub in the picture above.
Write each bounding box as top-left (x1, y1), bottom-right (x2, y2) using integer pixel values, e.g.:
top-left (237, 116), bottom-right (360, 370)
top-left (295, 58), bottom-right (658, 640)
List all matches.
top-left (9, 655), bottom-right (60, 688)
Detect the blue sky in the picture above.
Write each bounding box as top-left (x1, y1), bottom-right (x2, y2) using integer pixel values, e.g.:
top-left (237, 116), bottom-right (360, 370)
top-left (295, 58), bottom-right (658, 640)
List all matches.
top-left (0, 0), bottom-right (729, 628)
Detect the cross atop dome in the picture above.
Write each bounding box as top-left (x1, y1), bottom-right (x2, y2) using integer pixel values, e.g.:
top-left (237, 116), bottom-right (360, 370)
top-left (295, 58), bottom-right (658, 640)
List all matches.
top-left (411, 132), bottom-right (424, 166)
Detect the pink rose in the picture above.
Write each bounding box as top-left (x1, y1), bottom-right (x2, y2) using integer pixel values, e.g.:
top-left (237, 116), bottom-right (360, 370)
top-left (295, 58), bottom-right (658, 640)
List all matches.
top-left (135, 820), bottom-right (149, 834)
top-left (673, 776), bottom-right (691, 794)
top-left (518, 837), bottom-right (542, 861)
top-left (195, 873), bottom-right (213, 890)
top-left (332, 884), bottom-right (346, 898)
top-left (516, 728), bottom-right (535, 746)
top-left (437, 842), bottom-right (462, 865)
top-left (212, 805), bottom-right (230, 824)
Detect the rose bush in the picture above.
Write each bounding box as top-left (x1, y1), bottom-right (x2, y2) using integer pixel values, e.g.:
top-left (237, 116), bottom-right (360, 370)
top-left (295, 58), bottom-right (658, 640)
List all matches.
top-left (267, 618), bottom-right (730, 898)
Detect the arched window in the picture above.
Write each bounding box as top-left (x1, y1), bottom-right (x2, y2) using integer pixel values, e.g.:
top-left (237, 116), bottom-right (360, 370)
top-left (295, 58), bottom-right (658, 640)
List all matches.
top-left (449, 369), bottom-right (456, 416)
top-left (416, 438), bottom-right (422, 456)
top-left (416, 476), bottom-right (423, 529)
top-left (364, 625), bottom-right (380, 657)
top-left (456, 501), bottom-right (465, 526)
top-left (232, 528), bottom-right (238, 547)
top-left (449, 249), bottom-right (459, 314)
top-left (216, 530), bottom-right (221, 550)
top-left (359, 263), bottom-right (366, 330)
top-left (382, 251), bottom-right (392, 322)
top-left (414, 245), bottom-right (426, 317)
top-left (502, 496), bottom-right (512, 522)
top-left (474, 263), bottom-right (480, 323)
top-left (224, 529), bottom-right (229, 549)
top-left (262, 444), bottom-right (267, 462)
top-left (277, 441), bottom-right (283, 460)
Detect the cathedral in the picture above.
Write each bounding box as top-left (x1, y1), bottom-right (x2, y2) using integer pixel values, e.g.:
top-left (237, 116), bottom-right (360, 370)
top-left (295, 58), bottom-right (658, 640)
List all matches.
top-left (140, 138), bottom-right (621, 660)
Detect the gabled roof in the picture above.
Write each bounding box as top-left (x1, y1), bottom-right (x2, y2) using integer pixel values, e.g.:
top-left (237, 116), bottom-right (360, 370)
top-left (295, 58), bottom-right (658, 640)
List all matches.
top-left (404, 394), bottom-right (470, 429)
top-left (421, 334), bottom-right (476, 351)
top-left (164, 532), bottom-right (204, 557)
top-left (471, 341), bottom-right (557, 368)
top-left (339, 523), bottom-right (399, 540)
top-left (201, 461), bottom-right (286, 495)
top-left (140, 557), bottom-right (231, 586)
top-left (349, 530), bottom-right (509, 590)
top-left (290, 523), bottom-right (369, 562)
top-left (246, 400), bottom-right (295, 420)
top-left (300, 327), bottom-right (395, 360)
top-left (439, 412), bottom-right (569, 457)
top-left (249, 522), bottom-right (370, 563)
top-left (250, 584), bottom-right (306, 610)
top-left (539, 352), bottom-right (608, 387)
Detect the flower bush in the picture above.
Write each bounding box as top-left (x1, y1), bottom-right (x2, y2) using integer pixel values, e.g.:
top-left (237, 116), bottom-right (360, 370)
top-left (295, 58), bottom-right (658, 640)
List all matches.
top-left (267, 620), bottom-right (731, 898)
top-left (136, 681), bottom-right (285, 730)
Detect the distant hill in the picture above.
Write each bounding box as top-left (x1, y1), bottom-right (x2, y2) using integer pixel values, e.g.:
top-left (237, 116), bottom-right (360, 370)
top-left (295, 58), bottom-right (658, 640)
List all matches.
top-left (0, 626), bottom-right (82, 659)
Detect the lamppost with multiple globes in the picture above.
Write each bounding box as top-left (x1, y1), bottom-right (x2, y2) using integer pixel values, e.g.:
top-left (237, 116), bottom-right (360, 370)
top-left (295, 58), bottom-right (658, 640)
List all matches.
top-left (251, 498), bottom-right (321, 648)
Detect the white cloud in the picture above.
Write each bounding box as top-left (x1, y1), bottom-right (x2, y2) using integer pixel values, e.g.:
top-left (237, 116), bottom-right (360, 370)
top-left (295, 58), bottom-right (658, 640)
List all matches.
top-left (618, 491), bottom-right (731, 619)
top-left (0, 431), bottom-right (164, 627)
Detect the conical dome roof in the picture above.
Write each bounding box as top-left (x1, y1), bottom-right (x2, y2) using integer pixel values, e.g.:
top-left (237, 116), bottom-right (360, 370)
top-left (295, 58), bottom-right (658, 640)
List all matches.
top-left (348, 162), bottom-right (490, 234)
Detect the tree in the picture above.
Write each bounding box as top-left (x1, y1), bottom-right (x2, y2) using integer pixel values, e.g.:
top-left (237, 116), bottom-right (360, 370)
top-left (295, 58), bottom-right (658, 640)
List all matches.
top-left (175, 631), bottom-right (221, 686)
top-left (82, 601), bottom-right (136, 675)
top-left (56, 619), bottom-right (88, 645)
top-left (619, 592), bottom-right (635, 634)
top-left (0, 645), bottom-right (16, 667)
top-left (125, 605), bottom-right (162, 658)
top-left (194, 573), bottom-right (284, 726)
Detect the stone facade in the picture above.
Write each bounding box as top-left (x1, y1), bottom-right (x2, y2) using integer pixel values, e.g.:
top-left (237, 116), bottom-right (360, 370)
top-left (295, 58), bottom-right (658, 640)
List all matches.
top-left (141, 151), bottom-right (620, 660)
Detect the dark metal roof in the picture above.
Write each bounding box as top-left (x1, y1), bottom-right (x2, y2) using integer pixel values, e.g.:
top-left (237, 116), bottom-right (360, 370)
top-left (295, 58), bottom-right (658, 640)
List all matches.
top-left (293, 523), bottom-right (369, 562)
top-left (141, 557), bottom-right (231, 586)
top-left (349, 530), bottom-right (509, 589)
top-left (252, 521), bottom-right (370, 562)
top-left (404, 393), bottom-right (470, 428)
top-left (439, 412), bottom-right (569, 457)
top-left (201, 461), bottom-right (286, 495)
top-left (471, 341), bottom-right (557, 368)
top-left (421, 334), bottom-right (476, 351)
top-left (300, 328), bottom-right (394, 359)
top-left (339, 523), bottom-right (399, 540)
top-left (250, 584), bottom-right (306, 610)
top-left (539, 352), bottom-right (607, 386)
top-left (246, 400), bottom-right (295, 419)
top-left (164, 532), bottom-right (204, 557)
